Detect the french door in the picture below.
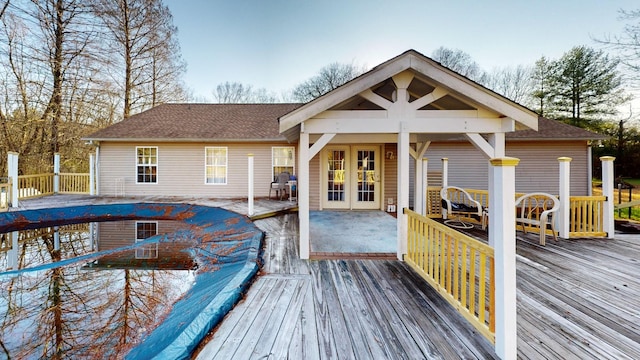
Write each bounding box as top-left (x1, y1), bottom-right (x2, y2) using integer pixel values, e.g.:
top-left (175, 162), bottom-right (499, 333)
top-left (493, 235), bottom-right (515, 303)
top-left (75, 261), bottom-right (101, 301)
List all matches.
top-left (322, 146), bottom-right (381, 209)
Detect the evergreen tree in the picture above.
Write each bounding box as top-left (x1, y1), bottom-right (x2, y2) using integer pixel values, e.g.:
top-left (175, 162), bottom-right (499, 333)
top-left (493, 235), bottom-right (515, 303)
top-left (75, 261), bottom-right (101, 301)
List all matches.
top-left (548, 46), bottom-right (629, 128)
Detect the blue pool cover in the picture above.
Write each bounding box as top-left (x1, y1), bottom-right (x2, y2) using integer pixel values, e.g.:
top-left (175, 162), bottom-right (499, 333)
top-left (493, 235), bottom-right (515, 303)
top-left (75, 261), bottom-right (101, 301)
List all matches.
top-left (0, 203), bottom-right (263, 359)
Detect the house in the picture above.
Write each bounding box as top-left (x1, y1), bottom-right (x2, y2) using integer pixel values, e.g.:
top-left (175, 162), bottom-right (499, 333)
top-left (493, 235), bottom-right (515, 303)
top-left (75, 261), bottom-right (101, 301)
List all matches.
top-left (85, 50), bottom-right (606, 252)
top-left (85, 49), bottom-right (611, 359)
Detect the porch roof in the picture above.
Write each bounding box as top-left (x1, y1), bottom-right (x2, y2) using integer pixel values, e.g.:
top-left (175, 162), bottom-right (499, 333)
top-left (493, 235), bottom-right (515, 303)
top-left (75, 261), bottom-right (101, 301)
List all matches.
top-left (279, 49), bottom-right (539, 138)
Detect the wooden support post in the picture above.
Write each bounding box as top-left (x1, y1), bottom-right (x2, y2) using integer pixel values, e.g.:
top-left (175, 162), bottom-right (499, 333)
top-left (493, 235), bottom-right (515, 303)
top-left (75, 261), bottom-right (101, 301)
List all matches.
top-left (54, 152), bottom-right (60, 193)
top-left (397, 126), bottom-right (410, 260)
top-left (299, 131), bottom-right (310, 259)
top-left (601, 156), bottom-right (615, 239)
top-left (441, 158), bottom-right (448, 187)
top-left (489, 157), bottom-right (520, 360)
top-left (558, 157), bottom-right (572, 239)
top-left (248, 154), bottom-right (254, 216)
top-left (89, 153), bottom-right (96, 196)
top-left (8, 152), bottom-right (18, 208)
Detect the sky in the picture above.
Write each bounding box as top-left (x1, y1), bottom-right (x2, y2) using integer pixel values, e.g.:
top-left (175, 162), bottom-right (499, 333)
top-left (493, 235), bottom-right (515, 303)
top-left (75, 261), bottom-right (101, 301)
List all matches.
top-left (166, 0), bottom-right (639, 112)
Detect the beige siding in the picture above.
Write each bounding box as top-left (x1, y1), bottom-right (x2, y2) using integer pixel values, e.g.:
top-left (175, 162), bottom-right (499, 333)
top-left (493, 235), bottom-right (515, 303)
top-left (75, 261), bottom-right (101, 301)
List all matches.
top-left (98, 142), bottom-right (292, 198)
top-left (309, 154), bottom-right (320, 210)
top-left (423, 141), bottom-right (590, 196)
top-left (384, 143), bottom-right (398, 209)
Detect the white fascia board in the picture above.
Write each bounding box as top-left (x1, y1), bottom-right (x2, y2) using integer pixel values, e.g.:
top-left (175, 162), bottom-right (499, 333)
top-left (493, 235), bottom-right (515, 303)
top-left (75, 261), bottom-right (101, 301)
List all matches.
top-left (409, 55), bottom-right (538, 130)
top-left (83, 138), bottom-right (289, 143)
top-left (279, 56), bottom-right (412, 133)
top-left (305, 116), bottom-right (511, 134)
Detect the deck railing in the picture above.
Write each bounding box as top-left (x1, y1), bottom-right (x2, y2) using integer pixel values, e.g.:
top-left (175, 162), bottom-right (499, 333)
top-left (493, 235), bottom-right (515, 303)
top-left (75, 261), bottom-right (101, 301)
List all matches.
top-left (15, 173), bottom-right (91, 200)
top-left (60, 173), bottom-right (91, 194)
top-left (0, 180), bottom-right (11, 212)
top-left (18, 174), bottom-right (54, 199)
top-left (405, 208), bottom-right (495, 343)
top-left (569, 196), bottom-right (606, 237)
top-left (426, 187), bottom-right (607, 238)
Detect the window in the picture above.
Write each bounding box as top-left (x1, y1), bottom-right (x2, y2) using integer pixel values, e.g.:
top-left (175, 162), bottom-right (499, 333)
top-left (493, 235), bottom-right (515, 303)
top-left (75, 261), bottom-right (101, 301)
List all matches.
top-left (135, 221), bottom-right (158, 259)
top-left (272, 146), bottom-right (295, 181)
top-left (136, 147), bottom-right (158, 184)
top-left (205, 147), bottom-right (227, 184)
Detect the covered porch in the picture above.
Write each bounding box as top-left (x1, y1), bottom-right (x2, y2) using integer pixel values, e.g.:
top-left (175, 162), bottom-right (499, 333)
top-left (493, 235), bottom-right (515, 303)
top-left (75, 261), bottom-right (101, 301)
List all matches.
top-left (279, 50), bottom-right (537, 358)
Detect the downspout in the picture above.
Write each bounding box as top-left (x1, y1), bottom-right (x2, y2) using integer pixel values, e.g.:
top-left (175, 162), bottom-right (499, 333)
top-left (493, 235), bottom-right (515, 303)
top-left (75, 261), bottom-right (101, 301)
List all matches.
top-left (587, 141), bottom-right (592, 196)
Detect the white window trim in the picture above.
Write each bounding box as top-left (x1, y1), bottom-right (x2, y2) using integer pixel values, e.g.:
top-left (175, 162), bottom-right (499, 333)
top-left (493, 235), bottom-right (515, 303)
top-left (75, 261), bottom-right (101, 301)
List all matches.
top-left (135, 220), bottom-right (158, 259)
top-left (205, 146), bottom-right (228, 185)
top-left (135, 146), bottom-right (159, 185)
top-left (272, 146), bottom-right (295, 180)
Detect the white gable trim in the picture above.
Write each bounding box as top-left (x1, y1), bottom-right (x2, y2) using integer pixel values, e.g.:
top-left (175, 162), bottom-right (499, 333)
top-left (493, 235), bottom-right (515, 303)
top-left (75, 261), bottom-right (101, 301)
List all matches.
top-left (279, 50), bottom-right (538, 134)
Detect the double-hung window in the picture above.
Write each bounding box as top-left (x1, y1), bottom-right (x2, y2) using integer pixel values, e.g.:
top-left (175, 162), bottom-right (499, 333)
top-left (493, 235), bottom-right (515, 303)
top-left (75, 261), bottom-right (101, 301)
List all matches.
top-left (135, 221), bottom-right (158, 259)
top-left (205, 147), bottom-right (227, 184)
top-left (136, 146), bottom-right (158, 184)
top-left (272, 146), bottom-right (295, 181)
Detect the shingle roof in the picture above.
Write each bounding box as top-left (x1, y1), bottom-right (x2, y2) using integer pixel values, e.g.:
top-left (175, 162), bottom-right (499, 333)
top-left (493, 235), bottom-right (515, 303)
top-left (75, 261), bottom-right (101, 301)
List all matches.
top-left (84, 103), bottom-right (303, 142)
top-left (84, 104), bottom-right (607, 142)
top-left (507, 117), bottom-right (607, 141)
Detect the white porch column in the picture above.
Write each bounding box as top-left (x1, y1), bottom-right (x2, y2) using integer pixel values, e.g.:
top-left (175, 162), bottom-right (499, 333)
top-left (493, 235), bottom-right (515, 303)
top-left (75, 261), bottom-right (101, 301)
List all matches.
top-left (587, 144), bottom-right (593, 196)
top-left (89, 153), bottom-right (96, 196)
top-left (7, 231), bottom-right (18, 269)
top-left (54, 227), bottom-right (60, 251)
top-left (601, 156), bottom-right (615, 239)
top-left (299, 131), bottom-right (310, 259)
top-left (421, 158), bottom-right (429, 215)
top-left (247, 154), bottom-right (254, 216)
top-left (558, 157), bottom-right (572, 239)
top-left (8, 152), bottom-right (18, 208)
top-left (441, 158), bottom-right (448, 187)
top-left (397, 127), bottom-right (410, 260)
top-left (489, 157), bottom-right (520, 360)
top-left (54, 152), bottom-right (60, 193)
top-left (95, 146), bottom-right (100, 195)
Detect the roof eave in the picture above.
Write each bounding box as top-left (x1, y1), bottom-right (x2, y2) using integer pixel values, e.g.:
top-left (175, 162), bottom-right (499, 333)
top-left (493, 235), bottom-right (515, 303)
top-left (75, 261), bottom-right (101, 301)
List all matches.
top-left (81, 137), bottom-right (290, 143)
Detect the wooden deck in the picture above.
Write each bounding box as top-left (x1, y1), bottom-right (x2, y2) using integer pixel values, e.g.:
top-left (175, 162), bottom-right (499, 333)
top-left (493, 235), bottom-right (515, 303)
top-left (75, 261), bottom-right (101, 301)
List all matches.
top-left (195, 213), bottom-right (497, 359)
top-left (197, 214), bottom-right (640, 360)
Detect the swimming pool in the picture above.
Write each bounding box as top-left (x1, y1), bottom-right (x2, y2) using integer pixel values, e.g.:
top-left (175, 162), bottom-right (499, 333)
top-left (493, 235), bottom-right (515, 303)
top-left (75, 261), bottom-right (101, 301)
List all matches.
top-left (0, 203), bottom-right (263, 359)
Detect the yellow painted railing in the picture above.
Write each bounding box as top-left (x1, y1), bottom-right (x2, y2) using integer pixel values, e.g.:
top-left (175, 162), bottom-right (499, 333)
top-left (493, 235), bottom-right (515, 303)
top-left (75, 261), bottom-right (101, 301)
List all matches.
top-left (60, 173), bottom-right (91, 194)
top-left (569, 196), bottom-right (606, 237)
top-left (427, 187), bottom-right (606, 238)
top-left (18, 174), bottom-right (54, 199)
top-left (0, 181), bottom-right (11, 211)
top-left (405, 208), bottom-right (495, 343)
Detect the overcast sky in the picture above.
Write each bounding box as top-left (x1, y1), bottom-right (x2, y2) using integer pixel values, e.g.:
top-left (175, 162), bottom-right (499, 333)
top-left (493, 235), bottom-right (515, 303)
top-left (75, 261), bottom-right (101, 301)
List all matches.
top-left (166, 0), bottom-right (639, 111)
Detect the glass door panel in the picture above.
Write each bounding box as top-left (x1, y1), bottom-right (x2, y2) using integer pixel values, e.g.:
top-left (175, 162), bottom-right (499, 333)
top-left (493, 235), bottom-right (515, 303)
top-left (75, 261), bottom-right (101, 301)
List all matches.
top-left (352, 147), bottom-right (380, 209)
top-left (326, 149), bottom-right (347, 206)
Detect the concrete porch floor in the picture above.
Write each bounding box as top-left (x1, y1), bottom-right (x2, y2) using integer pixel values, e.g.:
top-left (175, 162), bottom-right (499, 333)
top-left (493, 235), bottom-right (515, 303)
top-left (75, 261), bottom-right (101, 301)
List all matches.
top-left (309, 210), bottom-right (397, 255)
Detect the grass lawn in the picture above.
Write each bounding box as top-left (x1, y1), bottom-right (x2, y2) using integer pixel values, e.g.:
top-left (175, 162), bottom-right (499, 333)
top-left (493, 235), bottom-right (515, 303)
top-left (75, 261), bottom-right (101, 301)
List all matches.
top-left (593, 178), bottom-right (640, 220)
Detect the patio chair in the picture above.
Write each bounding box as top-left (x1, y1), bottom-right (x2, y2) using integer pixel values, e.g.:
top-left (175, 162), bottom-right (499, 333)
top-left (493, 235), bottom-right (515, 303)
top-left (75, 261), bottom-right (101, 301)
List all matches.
top-left (269, 172), bottom-right (290, 200)
top-left (515, 192), bottom-right (559, 246)
top-left (440, 186), bottom-right (483, 229)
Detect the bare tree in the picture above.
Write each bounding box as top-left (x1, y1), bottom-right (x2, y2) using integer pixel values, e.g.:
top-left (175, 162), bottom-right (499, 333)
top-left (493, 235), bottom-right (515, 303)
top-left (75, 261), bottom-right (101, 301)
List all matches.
top-left (481, 65), bottom-right (533, 106)
top-left (212, 81), bottom-right (278, 103)
top-left (95, 0), bottom-right (187, 119)
top-left (597, 9), bottom-right (640, 88)
top-left (431, 46), bottom-right (482, 81)
top-left (291, 62), bottom-right (366, 102)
